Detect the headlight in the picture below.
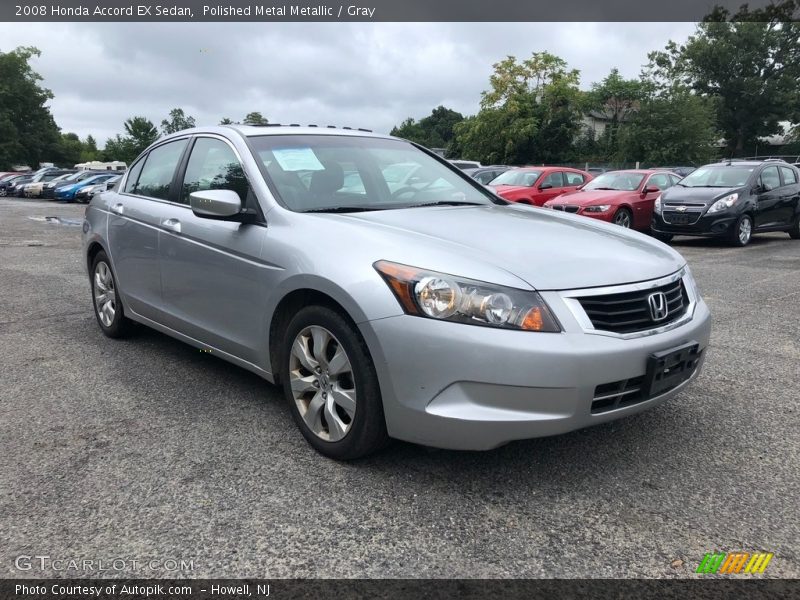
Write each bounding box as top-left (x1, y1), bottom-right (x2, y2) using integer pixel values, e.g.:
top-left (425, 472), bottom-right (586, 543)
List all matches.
top-left (707, 193), bottom-right (738, 214)
top-left (654, 195), bottom-right (662, 214)
top-left (683, 266), bottom-right (702, 300)
top-left (583, 205), bottom-right (611, 213)
top-left (374, 261), bottom-right (561, 332)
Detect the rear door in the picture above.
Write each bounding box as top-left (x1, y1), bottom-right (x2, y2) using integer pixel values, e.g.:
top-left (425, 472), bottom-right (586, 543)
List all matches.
top-left (107, 138), bottom-right (189, 321)
top-left (778, 166), bottom-right (800, 226)
top-left (754, 166), bottom-right (783, 228)
top-left (157, 135), bottom-right (269, 363)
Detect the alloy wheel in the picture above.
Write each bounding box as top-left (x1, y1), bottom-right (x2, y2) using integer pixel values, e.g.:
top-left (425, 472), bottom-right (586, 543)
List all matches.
top-left (614, 210), bottom-right (631, 228)
top-left (93, 261), bottom-right (117, 327)
top-left (739, 217), bottom-right (752, 245)
top-left (289, 325), bottom-right (356, 442)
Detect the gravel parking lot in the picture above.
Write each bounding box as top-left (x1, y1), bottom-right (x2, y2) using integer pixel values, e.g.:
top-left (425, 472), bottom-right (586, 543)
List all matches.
top-left (1, 197), bottom-right (798, 579)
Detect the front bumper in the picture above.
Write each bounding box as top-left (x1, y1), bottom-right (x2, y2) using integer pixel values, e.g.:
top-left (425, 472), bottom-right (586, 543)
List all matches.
top-left (652, 210), bottom-right (736, 237)
top-left (360, 291), bottom-right (711, 450)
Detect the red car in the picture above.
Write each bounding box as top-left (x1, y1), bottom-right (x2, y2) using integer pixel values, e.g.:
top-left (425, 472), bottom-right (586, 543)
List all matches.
top-left (543, 169), bottom-right (682, 230)
top-left (488, 166), bottom-right (593, 206)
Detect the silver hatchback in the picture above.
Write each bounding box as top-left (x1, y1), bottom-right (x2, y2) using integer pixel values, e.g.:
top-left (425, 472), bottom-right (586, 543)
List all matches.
top-left (82, 126), bottom-right (711, 459)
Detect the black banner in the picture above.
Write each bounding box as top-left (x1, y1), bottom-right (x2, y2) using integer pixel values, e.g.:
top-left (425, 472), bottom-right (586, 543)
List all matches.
top-left (1, 0), bottom-right (797, 22)
top-left (3, 579), bottom-right (799, 600)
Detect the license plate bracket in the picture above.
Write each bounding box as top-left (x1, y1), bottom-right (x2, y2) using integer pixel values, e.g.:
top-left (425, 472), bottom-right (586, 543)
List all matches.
top-left (644, 342), bottom-right (701, 397)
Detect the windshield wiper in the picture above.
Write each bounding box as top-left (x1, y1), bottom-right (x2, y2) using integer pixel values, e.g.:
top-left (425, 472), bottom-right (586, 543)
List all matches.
top-left (407, 201), bottom-right (486, 208)
top-left (303, 206), bottom-right (385, 213)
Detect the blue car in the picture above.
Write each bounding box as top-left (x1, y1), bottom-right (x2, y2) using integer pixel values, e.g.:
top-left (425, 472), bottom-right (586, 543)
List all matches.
top-left (54, 173), bottom-right (121, 201)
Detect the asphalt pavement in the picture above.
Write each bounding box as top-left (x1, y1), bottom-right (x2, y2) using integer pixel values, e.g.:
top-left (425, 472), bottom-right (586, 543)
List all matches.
top-left (1, 197), bottom-right (798, 578)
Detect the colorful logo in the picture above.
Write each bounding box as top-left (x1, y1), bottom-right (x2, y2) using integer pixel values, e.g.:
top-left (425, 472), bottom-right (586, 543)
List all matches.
top-left (697, 552), bottom-right (774, 574)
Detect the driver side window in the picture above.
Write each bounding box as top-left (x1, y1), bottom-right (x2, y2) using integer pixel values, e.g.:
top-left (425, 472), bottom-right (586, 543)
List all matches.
top-left (759, 166), bottom-right (780, 191)
top-left (542, 171), bottom-right (564, 188)
top-left (181, 137), bottom-right (250, 205)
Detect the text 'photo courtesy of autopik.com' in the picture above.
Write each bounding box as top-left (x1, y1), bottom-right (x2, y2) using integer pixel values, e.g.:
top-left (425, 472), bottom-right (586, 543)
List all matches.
top-left (1, 0), bottom-right (799, 598)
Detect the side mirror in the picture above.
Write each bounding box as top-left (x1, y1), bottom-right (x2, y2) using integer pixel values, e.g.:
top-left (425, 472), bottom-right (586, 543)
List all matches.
top-left (643, 185), bottom-right (660, 194)
top-left (190, 189), bottom-right (242, 218)
top-left (539, 183), bottom-right (553, 190)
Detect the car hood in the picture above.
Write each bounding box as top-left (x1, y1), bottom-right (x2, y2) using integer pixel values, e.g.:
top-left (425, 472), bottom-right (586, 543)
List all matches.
top-left (549, 189), bottom-right (633, 205)
top-left (662, 185), bottom-right (741, 206)
top-left (338, 204), bottom-right (684, 290)
top-left (490, 185), bottom-right (530, 195)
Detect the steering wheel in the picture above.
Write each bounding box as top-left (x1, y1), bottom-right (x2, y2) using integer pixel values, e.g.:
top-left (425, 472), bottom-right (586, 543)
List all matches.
top-left (391, 186), bottom-right (420, 200)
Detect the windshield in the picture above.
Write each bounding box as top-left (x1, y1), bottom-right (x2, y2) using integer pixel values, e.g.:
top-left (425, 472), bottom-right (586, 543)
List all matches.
top-left (248, 135), bottom-right (496, 212)
top-left (679, 166), bottom-right (754, 188)
top-left (489, 170), bottom-right (542, 187)
top-left (583, 172), bottom-right (645, 191)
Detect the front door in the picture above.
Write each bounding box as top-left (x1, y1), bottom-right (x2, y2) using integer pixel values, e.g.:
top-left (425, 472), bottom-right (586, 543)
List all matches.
top-left (157, 136), bottom-right (269, 364)
top-left (754, 166), bottom-right (783, 229)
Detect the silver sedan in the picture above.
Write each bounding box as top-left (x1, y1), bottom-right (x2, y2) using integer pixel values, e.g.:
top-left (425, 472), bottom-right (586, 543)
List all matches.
top-left (82, 126), bottom-right (711, 459)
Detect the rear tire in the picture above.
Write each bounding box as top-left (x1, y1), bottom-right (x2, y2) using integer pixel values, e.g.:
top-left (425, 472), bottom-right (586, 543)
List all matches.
top-left (728, 214), bottom-right (753, 247)
top-left (281, 305), bottom-right (389, 460)
top-left (90, 251), bottom-right (133, 338)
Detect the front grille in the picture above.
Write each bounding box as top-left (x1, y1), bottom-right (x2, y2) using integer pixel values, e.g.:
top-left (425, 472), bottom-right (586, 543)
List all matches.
top-left (551, 205), bottom-right (580, 213)
top-left (551, 205), bottom-right (565, 211)
top-left (663, 210), bottom-right (702, 225)
top-left (564, 205), bottom-right (580, 213)
top-left (591, 376), bottom-right (646, 413)
top-left (576, 278), bottom-right (688, 334)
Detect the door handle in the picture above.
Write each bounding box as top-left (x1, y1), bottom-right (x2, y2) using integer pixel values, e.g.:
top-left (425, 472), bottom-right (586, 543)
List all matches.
top-left (111, 203), bottom-right (124, 215)
top-left (161, 218), bottom-right (181, 234)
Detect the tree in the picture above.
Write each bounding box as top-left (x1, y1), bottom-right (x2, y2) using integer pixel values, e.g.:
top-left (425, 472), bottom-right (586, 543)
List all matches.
top-left (101, 116), bottom-right (158, 163)
top-left (648, 0), bottom-right (800, 155)
top-left (219, 117), bottom-right (234, 125)
top-left (242, 111), bottom-right (269, 126)
top-left (453, 52), bottom-right (583, 164)
top-left (390, 106), bottom-right (465, 153)
top-left (0, 46), bottom-right (61, 169)
top-left (80, 135), bottom-right (99, 162)
top-left (160, 108), bottom-right (196, 134)
top-left (617, 85), bottom-right (719, 165)
top-left (586, 69), bottom-right (646, 158)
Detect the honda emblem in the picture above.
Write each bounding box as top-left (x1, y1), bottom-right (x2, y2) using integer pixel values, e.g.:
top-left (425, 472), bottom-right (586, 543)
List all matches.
top-left (647, 292), bottom-right (669, 322)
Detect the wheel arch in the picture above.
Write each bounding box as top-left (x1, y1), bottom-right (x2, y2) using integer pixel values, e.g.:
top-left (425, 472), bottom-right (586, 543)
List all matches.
top-left (266, 281), bottom-right (374, 385)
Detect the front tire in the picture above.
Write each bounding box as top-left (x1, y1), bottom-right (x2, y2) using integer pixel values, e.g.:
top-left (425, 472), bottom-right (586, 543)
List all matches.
top-left (652, 231), bottom-right (674, 243)
top-left (613, 208), bottom-right (632, 228)
top-left (728, 214), bottom-right (753, 247)
top-left (789, 216), bottom-right (800, 240)
top-left (91, 251), bottom-right (133, 338)
top-left (282, 305), bottom-right (388, 460)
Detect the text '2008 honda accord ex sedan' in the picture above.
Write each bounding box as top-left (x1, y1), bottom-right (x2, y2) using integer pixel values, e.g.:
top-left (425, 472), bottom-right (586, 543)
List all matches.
top-left (82, 126), bottom-right (711, 460)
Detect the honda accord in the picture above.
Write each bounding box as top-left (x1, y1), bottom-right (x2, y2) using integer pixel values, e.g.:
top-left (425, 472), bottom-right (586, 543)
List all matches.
top-left (82, 126), bottom-right (711, 459)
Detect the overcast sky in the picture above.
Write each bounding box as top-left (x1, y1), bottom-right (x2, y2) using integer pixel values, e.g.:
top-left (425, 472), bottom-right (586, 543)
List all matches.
top-left (0, 22), bottom-right (696, 143)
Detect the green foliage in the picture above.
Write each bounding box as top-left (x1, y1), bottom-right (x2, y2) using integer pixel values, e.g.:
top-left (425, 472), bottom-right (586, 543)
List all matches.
top-left (452, 52), bottom-right (583, 164)
top-left (616, 86), bottom-right (719, 165)
top-left (0, 46), bottom-right (61, 169)
top-left (390, 106), bottom-right (464, 153)
top-left (160, 107), bottom-right (196, 134)
top-left (242, 111), bottom-right (269, 126)
top-left (101, 116), bottom-right (159, 163)
top-left (219, 117), bottom-right (234, 125)
top-left (584, 69), bottom-right (647, 159)
top-left (648, 0), bottom-right (800, 155)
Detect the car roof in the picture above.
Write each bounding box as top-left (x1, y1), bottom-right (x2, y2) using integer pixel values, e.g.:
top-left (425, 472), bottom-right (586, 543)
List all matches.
top-left (158, 124), bottom-right (393, 142)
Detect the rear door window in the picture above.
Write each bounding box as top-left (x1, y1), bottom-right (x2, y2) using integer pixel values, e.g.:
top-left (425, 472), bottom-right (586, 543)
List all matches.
top-left (780, 166), bottom-right (797, 186)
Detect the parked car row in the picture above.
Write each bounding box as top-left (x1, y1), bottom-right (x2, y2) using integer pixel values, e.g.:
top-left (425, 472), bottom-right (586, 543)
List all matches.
top-left (475, 159), bottom-right (799, 247)
top-left (0, 168), bottom-right (121, 203)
